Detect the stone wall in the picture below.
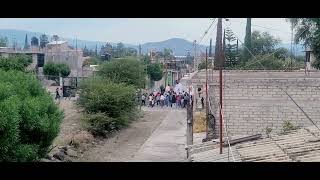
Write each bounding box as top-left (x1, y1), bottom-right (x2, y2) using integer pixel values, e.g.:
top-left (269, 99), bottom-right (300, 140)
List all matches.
top-left (192, 70), bottom-right (320, 137)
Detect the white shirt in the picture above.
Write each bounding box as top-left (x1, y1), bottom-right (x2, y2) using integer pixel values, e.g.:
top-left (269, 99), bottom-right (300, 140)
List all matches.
top-left (160, 95), bottom-right (165, 101)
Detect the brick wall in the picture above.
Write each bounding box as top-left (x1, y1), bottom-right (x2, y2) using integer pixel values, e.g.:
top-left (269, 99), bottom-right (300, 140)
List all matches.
top-left (191, 70), bottom-right (320, 137)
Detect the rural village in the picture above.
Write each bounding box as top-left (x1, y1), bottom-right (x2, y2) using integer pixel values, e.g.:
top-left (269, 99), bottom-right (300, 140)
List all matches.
top-left (1, 18), bottom-right (320, 162)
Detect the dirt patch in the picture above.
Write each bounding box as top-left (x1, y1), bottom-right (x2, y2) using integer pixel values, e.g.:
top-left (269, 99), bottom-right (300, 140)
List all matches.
top-left (193, 111), bottom-right (206, 133)
top-left (48, 100), bottom-right (95, 160)
top-left (76, 107), bottom-right (169, 162)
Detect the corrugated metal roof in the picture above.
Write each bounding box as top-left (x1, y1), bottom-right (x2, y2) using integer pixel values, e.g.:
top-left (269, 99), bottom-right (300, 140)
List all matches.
top-left (189, 126), bottom-right (320, 162)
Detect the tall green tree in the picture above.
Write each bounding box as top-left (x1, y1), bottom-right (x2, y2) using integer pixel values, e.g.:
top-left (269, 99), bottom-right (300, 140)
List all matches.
top-left (163, 48), bottom-right (173, 60)
top-left (242, 18), bottom-right (252, 61)
top-left (147, 63), bottom-right (163, 81)
top-left (40, 34), bottom-right (49, 48)
top-left (24, 34), bottom-right (29, 50)
top-left (0, 36), bottom-right (8, 47)
top-left (225, 28), bottom-right (238, 66)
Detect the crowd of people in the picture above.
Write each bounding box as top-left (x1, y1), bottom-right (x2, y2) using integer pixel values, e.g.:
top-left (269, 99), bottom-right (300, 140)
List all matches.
top-left (140, 80), bottom-right (192, 109)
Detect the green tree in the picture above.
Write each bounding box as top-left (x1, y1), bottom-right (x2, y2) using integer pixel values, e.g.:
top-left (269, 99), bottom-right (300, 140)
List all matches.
top-left (31, 36), bottom-right (39, 47)
top-left (98, 57), bottom-right (146, 88)
top-left (24, 34), bottom-right (29, 50)
top-left (242, 18), bottom-right (252, 62)
top-left (0, 70), bottom-right (63, 161)
top-left (274, 47), bottom-right (289, 60)
top-left (147, 63), bottom-right (163, 81)
top-left (115, 43), bottom-right (125, 57)
top-left (225, 28), bottom-right (238, 67)
top-left (251, 31), bottom-right (281, 55)
top-left (163, 48), bottom-right (173, 60)
top-left (40, 34), bottom-right (49, 48)
top-left (288, 18), bottom-right (320, 69)
top-left (51, 35), bottom-right (59, 41)
top-left (0, 36), bottom-right (8, 47)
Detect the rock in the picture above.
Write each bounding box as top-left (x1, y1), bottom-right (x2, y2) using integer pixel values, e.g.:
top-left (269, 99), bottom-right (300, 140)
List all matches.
top-left (64, 157), bottom-right (73, 162)
top-left (45, 154), bottom-right (54, 160)
top-left (58, 146), bottom-right (68, 152)
top-left (40, 158), bottom-right (52, 162)
top-left (53, 151), bottom-right (65, 161)
top-left (66, 149), bottom-right (78, 157)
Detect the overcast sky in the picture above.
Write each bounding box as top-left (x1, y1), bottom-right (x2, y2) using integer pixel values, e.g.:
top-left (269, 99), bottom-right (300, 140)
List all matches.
top-left (0, 18), bottom-right (292, 45)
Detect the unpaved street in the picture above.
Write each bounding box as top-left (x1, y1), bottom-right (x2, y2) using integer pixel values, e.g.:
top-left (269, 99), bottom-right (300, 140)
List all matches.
top-left (77, 106), bottom-right (187, 162)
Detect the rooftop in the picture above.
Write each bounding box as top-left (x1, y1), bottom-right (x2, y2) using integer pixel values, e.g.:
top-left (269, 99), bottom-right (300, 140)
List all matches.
top-left (188, 126), bottom-right (320, 162)
top-left (47, 41), bottom-right (67, 45)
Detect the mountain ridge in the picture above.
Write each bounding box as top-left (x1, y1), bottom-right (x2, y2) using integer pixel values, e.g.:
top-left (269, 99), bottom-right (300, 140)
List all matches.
top-left (0, 29), bottom-right (304, 56)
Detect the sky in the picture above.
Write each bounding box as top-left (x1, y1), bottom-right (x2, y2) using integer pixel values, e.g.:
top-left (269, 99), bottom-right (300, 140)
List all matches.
top-left (0, 18), bottom-right (293, 45)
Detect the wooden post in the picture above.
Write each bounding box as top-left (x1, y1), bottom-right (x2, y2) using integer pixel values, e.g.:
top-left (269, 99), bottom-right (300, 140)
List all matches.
top-left (186, 96), bottom-right (194, 146)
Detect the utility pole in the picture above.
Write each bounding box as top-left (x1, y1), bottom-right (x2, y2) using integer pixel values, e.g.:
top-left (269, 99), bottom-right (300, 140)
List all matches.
top-left (214, 18), bottom-right (224, 154)
top-left (290, 24), bottom-right (294, 71)
top-left (205, 48), bottom-right (209, 139)
top-left (193, 40), bottom-right (197, 71)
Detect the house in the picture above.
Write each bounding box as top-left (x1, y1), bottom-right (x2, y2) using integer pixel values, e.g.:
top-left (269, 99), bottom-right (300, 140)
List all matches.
top-left (45, 41), bottom-right (84, 76)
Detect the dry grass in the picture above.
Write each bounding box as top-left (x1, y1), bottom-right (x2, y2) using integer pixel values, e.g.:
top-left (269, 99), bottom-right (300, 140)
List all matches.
top-left (193, 111), bottom-right (207, 133)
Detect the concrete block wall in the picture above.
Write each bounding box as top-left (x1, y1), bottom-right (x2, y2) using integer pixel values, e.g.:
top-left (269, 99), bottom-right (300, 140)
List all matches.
top-left (192, 70), bottom-right (320, 137)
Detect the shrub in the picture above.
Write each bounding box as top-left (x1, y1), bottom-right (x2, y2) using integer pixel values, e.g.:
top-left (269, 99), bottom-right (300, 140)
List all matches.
top-left (43, 63), bottom-right (71, 81)
top-left (0, 54), bottom-right (32, 72)
top-left (98, 57), bottom-right (146, 88)
top-left (0, 70), bottom-right (63, 161)
top-left (282, 120), bottom-right (298, 134)
top-left (77, 77), bottom-right (137, 136)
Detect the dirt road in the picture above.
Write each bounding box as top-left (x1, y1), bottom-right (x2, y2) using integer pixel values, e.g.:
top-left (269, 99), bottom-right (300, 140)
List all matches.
top-left (77, 106), bottom-right (187, 162)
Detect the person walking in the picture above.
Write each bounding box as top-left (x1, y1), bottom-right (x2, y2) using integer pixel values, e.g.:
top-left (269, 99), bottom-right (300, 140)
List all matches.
top-left (201, 96), bottom-right (204, 109)
top-left (165, 92), bottom-right (170, 107)
top-left (141, 94), bottom-right (146, 106)
top-left (151, 95), bottom-right (155, 108)
top-left (176, 93), bottom-right (181, 108)
top-left (160, 93), bottom-right (165, 108)
top-left (156, 92), bottom-right (161, 106)
top-left (148, 93), bottom-right (153, 107)
top-left (172, 93), bottom-right (176, 108)
top-left (55, 87), bottom-right (60, 100)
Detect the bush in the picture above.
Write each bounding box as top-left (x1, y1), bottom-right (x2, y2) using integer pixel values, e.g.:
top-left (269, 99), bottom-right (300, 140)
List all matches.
top-left (98, 57), bottom-right (146, 88)
top-left (77, 77), bottom-right (137, 136)
top-left (0, 70), bottom-right (63, 161)
top-left (43, 63), bottom-right (71, 78)
top-left (0, 54), bottom-right (32, 72)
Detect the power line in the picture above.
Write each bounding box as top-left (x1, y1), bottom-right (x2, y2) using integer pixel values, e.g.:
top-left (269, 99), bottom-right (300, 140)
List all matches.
top-left (199, 18), bottom-right (217, 44)
top-left (223, 21), bottom-right (310, 70)
top-left (225, 21), bottom-right (320, 133)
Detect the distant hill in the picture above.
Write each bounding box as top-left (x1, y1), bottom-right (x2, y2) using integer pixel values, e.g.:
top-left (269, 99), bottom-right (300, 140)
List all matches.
top-left (140, 38), bottom-right (208, 56)
top-left (0, 29), bottom-right (305, 56)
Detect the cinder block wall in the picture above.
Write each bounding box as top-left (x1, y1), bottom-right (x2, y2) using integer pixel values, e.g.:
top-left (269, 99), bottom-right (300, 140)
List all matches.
top-left (192, 70), bottom-right (320, 137)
